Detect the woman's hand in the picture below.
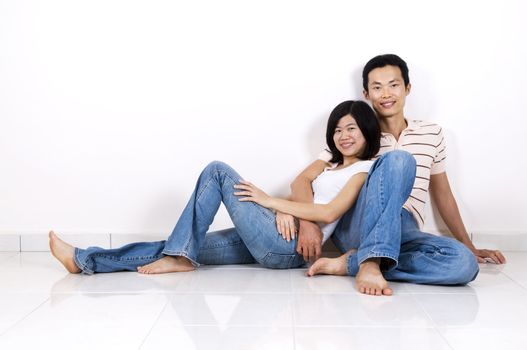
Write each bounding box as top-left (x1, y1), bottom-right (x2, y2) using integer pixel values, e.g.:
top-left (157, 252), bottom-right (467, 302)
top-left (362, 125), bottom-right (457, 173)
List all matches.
top-left (275, 211), bottom-right (297, 242)
top-left (234, 180), bottom-right (274, 208)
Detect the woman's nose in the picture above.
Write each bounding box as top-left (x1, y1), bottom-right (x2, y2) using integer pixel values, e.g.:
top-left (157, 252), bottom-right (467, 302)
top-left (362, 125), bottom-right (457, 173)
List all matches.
top-left (340, 131), bottom-right (351, 139)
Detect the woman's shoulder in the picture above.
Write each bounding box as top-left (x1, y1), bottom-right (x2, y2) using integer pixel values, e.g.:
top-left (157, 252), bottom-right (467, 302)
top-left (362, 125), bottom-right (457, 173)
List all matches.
top-left (351, 160), bottom-right (374, 172)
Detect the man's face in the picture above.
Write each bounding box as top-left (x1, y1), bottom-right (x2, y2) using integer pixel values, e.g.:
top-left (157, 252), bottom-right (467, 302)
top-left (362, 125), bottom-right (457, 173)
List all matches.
top-left (363, 65), bottom-right (411, 120)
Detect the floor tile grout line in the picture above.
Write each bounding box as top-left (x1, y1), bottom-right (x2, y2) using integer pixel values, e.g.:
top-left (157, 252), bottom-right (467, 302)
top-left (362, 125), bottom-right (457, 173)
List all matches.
top-left (432, 327), bottom-right (457, 350)
top-left (409, 293), bottom-right (457, 350)
top-left (409, 292), bottom-right (440, 326)
top-left (137, 297), bottom-right (171, 350)
top-left (0, 296), bottom-right (50, 338)
top-left (499, 270), bottom-right (527, 292)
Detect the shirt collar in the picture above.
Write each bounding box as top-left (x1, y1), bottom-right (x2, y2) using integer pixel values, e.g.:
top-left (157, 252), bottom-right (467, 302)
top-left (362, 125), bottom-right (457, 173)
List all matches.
top-left (381, 119), bottom-right (416, 138)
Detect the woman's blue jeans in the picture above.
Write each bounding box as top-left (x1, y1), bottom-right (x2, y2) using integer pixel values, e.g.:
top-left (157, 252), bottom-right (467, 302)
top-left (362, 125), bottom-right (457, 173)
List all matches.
top-left (331, 151), bottom-right (479, 285)
top-left (74, 161), bottom-right (305, 274)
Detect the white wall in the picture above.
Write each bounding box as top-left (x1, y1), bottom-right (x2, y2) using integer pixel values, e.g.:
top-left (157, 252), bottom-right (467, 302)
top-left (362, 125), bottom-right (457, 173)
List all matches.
top-left (1, 0), bottom-right (526, 237)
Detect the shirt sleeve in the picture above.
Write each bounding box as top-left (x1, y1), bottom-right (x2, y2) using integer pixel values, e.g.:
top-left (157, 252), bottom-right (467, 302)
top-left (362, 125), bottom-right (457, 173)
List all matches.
top-left (430, 127), bottom-right (447, 175)
top-left (317, 149), bottom-right (332, 162)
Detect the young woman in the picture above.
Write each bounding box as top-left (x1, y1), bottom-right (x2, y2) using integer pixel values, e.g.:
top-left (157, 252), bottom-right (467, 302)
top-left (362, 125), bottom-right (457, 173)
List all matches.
top-left (49, 100), bottom-right (381, 274)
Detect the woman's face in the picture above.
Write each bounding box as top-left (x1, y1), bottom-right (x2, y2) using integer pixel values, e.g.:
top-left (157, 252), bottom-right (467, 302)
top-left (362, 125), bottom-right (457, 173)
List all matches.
top-left (333, 114), bottom-right (366, 159)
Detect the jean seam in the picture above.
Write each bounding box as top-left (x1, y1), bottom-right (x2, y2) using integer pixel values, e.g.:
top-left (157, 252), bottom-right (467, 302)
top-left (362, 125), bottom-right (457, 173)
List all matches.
top-left (177, 169), bottom-right (219, 256)
top-left (90, 253), bottom-right (163, 262)
top-left (200, 239), bottom-right (244, 250)
top-left (216, 168), bottom-right (275, 223)
top-left (372, 163), bottom-right (385, 256)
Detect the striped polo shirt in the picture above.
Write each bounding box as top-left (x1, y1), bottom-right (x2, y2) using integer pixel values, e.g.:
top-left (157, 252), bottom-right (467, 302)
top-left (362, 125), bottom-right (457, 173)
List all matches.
top-left (318, 119), bottom-right (446, 229)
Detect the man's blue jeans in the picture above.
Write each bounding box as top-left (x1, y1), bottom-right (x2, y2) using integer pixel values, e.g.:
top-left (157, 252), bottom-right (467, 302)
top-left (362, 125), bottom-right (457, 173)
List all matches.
top-left (332, 150), bottom-right (479, 285)
top-left (74, 161), bottom-right (304, 274)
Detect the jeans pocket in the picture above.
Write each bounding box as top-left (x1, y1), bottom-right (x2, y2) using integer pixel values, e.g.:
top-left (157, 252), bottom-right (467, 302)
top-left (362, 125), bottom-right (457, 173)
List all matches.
top-left (261, 252), bottom-right (300, 269)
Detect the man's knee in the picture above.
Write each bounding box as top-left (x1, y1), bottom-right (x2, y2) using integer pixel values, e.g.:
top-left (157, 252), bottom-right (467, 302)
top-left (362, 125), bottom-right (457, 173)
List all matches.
top-left (380, 150), bottom-right (416, 175)
top-left (447, 244), bottom-right (479, 285)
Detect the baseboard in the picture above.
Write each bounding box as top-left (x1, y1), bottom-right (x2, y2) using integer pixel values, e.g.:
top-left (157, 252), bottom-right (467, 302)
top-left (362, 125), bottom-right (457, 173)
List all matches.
top-left (470, 231), bottom-right (527, 251)
top-left (1, 231), bottom-right (526, 252)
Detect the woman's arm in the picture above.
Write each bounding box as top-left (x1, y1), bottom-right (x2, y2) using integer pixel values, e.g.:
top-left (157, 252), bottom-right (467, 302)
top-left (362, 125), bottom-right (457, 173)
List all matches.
top-left (234, 172), bottom-right (367, 224)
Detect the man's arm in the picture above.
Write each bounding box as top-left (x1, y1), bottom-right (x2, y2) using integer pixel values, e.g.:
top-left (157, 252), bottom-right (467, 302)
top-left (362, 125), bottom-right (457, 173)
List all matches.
top-left (289, 159), bottom-right (327, 262)
top-left (429, 172), bottom-right (506, 264)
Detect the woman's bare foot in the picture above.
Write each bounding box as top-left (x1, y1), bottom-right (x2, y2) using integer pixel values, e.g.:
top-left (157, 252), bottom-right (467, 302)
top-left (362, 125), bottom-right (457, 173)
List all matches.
top-left (356, 258), bottom-right (392, 296)
top-left (137, 255), bottom-right (195, 274)
top-left (49, 231), bottom-right (81, 274)
top-left (306, 249), bottom-right (356, 277)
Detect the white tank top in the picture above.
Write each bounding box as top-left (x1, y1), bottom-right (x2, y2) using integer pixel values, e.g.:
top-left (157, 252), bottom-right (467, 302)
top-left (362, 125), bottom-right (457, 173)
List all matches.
top-left (312, 159), bottom-right (374, 243)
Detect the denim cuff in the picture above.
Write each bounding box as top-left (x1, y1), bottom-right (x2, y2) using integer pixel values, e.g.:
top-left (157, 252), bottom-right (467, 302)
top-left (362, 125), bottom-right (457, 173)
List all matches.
top-left (347, 252), bottom-right (359, 276)
top-left (162, 250), bottom-right (201, 267)
top-left (357, 250), bottom-right (398, 272)
top-left (74, 247), bottom-right (95, 275)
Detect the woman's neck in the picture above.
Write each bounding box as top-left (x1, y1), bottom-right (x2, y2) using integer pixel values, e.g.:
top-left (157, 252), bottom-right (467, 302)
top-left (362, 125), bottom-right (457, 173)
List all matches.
top-left (338, 156), bottom-right (360, 169)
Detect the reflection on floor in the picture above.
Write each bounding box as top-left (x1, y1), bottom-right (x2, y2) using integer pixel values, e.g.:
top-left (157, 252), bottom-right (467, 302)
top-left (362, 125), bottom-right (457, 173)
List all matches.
top-left (0, 251), bottom-right (526, 349)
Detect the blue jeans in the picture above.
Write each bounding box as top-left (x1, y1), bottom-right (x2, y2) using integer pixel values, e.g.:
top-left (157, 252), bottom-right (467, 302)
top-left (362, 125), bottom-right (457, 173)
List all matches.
top-left (331, 151), bottom-right (479, 285)
top-left (74, 161), bottom-right (305, 274)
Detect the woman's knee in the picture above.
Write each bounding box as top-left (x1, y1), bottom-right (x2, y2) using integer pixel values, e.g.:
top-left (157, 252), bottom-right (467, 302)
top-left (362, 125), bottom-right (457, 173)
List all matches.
top-left (204, 160), bottom-right (230, 173)
top-left (201, 160), bottom-right (239, 180)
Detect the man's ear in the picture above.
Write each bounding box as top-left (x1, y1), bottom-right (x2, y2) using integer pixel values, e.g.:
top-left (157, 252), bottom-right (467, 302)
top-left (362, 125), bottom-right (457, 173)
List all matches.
top-left (363, 89), bottom-right (369, 100)
top-left (405, 83), bottom-right (412, 96)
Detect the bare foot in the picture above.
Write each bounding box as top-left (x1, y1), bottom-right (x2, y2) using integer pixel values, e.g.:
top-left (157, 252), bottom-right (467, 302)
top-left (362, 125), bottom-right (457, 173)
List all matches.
top-left (137, 255), bottom-right (195, 274)
top-left (306, 249), bottom-right (356, 277)
top-left (355, 258), bottom-right (392, 296)
top-left (49, 231), bottom-right (81, 274)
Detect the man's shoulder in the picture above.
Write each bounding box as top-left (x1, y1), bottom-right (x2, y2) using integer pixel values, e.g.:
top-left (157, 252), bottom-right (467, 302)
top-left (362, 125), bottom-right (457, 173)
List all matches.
top-left (408, 120), bottom-right (443, 135)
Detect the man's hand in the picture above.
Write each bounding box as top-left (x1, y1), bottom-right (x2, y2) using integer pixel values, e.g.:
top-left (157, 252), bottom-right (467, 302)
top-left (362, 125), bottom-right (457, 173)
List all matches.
top-left (471, 247), bottom-right (506, 264)
top-left (296, 220), bottom-right (323, 262)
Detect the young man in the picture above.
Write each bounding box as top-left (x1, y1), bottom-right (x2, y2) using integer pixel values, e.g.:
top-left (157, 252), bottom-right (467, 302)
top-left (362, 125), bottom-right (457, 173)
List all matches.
top-left (289, 54), bottom-right (506, 296)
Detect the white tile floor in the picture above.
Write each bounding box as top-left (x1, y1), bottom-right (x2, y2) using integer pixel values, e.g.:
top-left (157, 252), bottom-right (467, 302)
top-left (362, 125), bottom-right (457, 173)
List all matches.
top-left (0, 251), bottom-right (526, 350)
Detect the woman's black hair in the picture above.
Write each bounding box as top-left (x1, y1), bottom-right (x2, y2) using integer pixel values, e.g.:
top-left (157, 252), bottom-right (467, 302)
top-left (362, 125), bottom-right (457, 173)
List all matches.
top-left (325, 100), bottom-right (381, 164)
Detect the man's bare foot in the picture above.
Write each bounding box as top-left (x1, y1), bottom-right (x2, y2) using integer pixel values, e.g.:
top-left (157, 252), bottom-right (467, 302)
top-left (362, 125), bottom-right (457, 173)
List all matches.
top-left (356, 258), bottom-right (392, 296)
top-left (306, 249), bottom-right (356, 277)
top-left (137, 255), bottom-right (195, 274)
top-left (49, 231), bottom-right (81, 274)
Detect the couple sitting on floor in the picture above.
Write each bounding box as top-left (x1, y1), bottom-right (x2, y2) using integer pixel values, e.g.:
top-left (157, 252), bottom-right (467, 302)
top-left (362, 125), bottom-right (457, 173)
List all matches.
top-left (49, 54), bottom-right (505, 297)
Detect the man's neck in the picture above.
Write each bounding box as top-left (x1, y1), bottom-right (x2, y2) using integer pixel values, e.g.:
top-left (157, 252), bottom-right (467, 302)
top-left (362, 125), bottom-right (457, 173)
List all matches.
top-left (379, 115), bottom-right (407, 141)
